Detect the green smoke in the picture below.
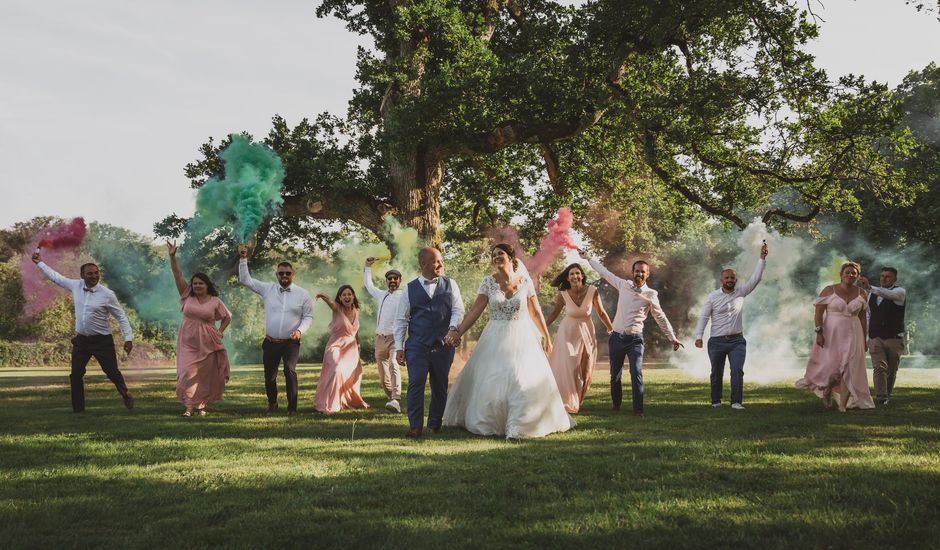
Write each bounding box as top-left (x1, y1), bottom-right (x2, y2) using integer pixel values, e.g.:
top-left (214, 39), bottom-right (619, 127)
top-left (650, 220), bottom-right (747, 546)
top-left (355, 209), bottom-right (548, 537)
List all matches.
top-left (191, 135), bottom-right (285, 243)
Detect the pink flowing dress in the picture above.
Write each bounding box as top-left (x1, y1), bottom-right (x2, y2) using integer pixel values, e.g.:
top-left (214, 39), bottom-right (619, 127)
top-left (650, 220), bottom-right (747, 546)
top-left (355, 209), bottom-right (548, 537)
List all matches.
top-left (796, 292), bottom-right (875, 409)
top-left (314, 310), bottom-right (369, 414)
top-left (176, 289), bottom-right (231, 409)
top-left (548, 287), bottom-right (598, 413)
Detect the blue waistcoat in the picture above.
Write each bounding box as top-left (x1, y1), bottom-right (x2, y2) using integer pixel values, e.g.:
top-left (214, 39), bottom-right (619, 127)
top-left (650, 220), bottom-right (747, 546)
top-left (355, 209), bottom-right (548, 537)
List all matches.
top-left (405, 277), bottom-right (453, 349)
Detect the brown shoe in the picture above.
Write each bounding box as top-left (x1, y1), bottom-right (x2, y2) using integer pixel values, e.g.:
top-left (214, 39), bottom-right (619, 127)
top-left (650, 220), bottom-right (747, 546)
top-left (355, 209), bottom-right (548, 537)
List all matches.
top-left (267, 402), bottom-right (279, 413)
top-left (428, 426), bottom-right (441, 435)
top-left (122, 392), bottom-right (135, 410)
top-left (287, 410), bottom-right (299, 417)
top-left (405, 427), bottom-right (423, 439)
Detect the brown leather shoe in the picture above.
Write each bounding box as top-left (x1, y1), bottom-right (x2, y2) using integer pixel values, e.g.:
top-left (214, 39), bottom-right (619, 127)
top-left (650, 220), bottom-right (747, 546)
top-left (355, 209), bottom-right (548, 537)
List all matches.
top-left (405, 427), bottom-right (423, 439)
top-left (122, 392), bottom-right (135, 410)
top-left (267, 402), bottom-right (279, 413)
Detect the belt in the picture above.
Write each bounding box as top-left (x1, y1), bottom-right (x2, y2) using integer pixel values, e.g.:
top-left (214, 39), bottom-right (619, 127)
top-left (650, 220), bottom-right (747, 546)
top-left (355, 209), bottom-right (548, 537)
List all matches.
top-left (711, 333), bottom-right (743, 340)
top-left (617, 331), bottom-right (643, 339)
top-left (264, 335), bottom-right (293, 344)
top-left (376, 333), bottom-right (394, 338)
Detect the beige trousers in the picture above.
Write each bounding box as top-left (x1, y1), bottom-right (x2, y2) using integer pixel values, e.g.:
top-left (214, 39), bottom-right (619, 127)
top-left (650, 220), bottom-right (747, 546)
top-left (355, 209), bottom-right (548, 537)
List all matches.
top-left (870, 337), bottom-right (904, 399)
top-left (375, 334), bottom-right (401, 401)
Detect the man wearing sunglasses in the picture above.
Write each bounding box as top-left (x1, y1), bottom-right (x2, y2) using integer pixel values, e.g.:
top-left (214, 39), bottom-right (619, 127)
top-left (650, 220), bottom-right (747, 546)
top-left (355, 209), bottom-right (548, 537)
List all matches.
top-left (364, 257), bottom-right (404, 413)
top-left (238, 244), bottom-right (314, 416)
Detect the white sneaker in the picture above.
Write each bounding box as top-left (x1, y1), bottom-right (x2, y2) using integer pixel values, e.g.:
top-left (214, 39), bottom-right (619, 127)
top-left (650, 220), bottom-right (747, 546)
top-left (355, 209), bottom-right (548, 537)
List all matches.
top-left (385, 399), bottom-right (401, 413)
top-left (731, 403), bottom-right (745, 410)
top-left (711, 403), bottom-right (721, 408)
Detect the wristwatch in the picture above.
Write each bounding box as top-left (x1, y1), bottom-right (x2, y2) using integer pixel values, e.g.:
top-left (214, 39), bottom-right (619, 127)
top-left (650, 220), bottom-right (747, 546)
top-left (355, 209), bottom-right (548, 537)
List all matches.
top-left (814, 326), bottom-right (823, 333)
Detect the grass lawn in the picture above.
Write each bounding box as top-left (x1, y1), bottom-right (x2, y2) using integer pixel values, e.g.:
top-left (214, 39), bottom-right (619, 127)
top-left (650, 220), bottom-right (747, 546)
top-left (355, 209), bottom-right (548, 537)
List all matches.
top-left (1, 364), bottom-right (938, 549)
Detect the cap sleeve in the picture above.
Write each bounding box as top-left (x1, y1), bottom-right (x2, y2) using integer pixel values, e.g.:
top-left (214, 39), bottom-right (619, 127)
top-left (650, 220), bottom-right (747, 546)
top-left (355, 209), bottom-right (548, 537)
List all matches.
top-left (179, 286), bottom-right (192, 309)
top-left (526, 275), bottom-right (536, 298)
top-left (477, 275), bottom-right (494, 296)
top-left (214, 298), bottom-right (232, 321)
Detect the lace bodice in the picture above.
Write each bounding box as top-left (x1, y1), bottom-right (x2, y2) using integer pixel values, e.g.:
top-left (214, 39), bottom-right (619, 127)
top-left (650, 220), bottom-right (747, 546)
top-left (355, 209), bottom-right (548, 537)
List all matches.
top-left (478, 274), bottom-right (536, 321)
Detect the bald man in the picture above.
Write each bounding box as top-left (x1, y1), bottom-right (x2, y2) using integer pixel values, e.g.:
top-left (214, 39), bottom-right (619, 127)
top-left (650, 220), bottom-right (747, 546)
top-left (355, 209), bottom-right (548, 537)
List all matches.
top-left (694, 242), bottom-right (768, 410)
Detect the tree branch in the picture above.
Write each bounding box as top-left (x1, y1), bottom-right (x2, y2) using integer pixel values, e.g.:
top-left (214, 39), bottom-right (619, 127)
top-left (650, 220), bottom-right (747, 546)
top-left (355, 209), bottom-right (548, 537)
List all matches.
top-left (281, 194), bottom-right (396, 235)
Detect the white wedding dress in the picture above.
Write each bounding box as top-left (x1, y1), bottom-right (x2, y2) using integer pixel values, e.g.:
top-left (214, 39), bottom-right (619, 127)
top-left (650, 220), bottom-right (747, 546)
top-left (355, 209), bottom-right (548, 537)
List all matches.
top-left (443, 273), bottom-right (575, 439)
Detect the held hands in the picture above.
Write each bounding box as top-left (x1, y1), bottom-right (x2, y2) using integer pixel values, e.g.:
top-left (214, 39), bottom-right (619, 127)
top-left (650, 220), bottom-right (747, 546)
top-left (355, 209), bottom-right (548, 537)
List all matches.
top-left (444, 329), bottom-right (461, 347)
top-left (166, 241), bottom-right (177, 256)
top-left (694, 339), bottom-right (703, 349)
top-left (238, 244), bottom-right (249, 258)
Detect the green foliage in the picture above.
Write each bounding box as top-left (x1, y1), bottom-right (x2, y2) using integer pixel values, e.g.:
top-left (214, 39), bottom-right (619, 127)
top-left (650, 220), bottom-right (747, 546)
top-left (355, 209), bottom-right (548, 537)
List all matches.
top-left (0, 340), bottom-right (70, 367)
top-left (0, 259), bottom-right (25, 339)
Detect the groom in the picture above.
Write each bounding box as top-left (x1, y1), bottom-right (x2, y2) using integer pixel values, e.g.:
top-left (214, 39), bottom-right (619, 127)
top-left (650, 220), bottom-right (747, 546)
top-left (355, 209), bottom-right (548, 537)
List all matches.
top-left (394, 247), bottom-right (465, 438)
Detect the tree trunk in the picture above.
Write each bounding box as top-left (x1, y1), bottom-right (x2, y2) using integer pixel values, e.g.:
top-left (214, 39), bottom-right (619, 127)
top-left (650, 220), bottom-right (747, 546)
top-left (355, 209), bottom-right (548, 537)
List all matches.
top-left (389, 144), bottom-right (445, 247)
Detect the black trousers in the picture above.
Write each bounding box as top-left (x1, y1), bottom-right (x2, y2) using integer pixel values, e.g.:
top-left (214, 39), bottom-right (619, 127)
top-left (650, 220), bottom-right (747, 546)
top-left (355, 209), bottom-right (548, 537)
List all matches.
top-left (70, 334), bottom-right (128, 412)
top-left (261, 339), bottom-right (300, 411)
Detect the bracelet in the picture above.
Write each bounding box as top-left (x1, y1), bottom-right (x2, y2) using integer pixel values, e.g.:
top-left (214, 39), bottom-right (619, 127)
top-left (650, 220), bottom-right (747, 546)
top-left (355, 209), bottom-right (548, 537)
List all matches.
top-left (814, 326), bottom-right (823, 333)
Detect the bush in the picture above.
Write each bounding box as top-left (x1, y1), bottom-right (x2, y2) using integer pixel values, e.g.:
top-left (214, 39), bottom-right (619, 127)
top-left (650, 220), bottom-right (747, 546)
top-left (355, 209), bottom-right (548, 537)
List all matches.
top-left (0, 340), bottom-right (71, 367)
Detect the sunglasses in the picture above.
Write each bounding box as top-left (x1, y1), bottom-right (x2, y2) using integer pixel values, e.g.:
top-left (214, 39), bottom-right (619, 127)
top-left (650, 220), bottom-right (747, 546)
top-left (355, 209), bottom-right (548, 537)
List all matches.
top-left (277, 271), bottom-right (293, 277)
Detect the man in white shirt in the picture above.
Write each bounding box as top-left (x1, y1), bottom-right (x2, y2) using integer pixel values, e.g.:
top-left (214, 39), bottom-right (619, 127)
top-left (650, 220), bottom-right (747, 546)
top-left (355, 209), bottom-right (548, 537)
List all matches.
top-left (694, 242), bottom-right (768, 410)
top-left (580, 250), bottom-right (683, 416)
top-left (32, 251), bottom-right (135, 412)
top-left (363, 257), bottom-right (404, 413)
top-left (394, 247), bottom-right (465, 438)
top-left (858, 267), bottom-right (906, 405)
top-left (238, 245), bottom-right (313, 416)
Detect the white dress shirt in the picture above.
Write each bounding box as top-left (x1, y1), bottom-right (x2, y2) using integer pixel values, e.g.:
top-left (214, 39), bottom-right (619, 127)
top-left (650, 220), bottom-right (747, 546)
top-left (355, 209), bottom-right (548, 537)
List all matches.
top-left (363, 267), bottom-right (404, 336)
top-left (869, 285), bottom-right (906, 307)
top-left (36, 262), bottom-right (133, 341)
top-left (238, 259), bottom-right (313, 339)
top-left (694, 259), bottom-right (766, 339)
top-left (588, 258), bottom-right (677, 342)
top-left (393, 275), bottom-right (465, 351)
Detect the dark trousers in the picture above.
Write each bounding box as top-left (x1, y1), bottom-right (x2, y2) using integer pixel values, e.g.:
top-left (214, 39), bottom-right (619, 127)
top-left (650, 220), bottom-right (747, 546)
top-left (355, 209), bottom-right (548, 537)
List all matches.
top-left (708, 335), bottom-right (746, 405)
top-left (70, 334), bottom-right (128, 412)
top-left (262, 339), bottom-right (300, 411)
top-left (405, 343), bottom-right (455, 430)
top-left (609, 332), bottom-right (645, 412)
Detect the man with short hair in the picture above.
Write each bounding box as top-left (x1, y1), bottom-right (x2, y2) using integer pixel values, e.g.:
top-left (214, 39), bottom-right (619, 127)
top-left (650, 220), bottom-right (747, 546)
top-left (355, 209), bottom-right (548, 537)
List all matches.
top-left (579, 250), bottom-right (683, 416)
top-left (32, 252), bottom-right (134, 412)
top-left (858, 267), bottom-right (906, 405)
top-left (694, 242), bottom-right (768, 410)
top-left (238, 244), bottom-right (313, 416)
top-left (364, 257), bottom-right (404, 413)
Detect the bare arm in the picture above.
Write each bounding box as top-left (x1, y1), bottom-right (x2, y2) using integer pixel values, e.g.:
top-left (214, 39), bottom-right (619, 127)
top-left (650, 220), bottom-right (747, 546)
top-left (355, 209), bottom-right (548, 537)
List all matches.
top-left (316, 292), bottom-right (339, 313)
top-left (527, 295), bottom-right (553, 353)
top-left (858, 289), bottom-right (868, 349)
top-left (593, 291), bottom-right (614, 333)
top-left (166, 242), bottom-right (188, 296)
top-left (814, 286), bottom-right (833, 347)
top-left (454, 294), bottom-right (488, 337)
top-left (545, 293), bottom-right (564, 327)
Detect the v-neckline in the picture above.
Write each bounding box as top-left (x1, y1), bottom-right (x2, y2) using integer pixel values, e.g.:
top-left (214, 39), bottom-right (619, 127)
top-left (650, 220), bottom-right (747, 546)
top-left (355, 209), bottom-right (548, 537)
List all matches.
top-left (567, 287), bottom-right (589, 308)
top-left (495, 275), bottom-right (523, 300)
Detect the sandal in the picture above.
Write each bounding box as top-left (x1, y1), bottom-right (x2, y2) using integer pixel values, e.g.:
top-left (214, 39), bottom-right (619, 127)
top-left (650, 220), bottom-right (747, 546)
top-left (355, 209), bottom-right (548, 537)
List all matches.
top-left (181, 409), bottom-right (193, 417)
top-left (196, 409), bottom-right (207, 416)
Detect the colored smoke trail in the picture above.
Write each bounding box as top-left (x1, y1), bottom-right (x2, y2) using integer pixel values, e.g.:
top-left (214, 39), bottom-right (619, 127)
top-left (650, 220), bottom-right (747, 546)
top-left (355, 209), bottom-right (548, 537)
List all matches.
top-left (19, 217), bottom-right (88, 317)
top-left (190, 135), bottom-right (285, 243)
top-left (485, 208), bottom-right (578, 279)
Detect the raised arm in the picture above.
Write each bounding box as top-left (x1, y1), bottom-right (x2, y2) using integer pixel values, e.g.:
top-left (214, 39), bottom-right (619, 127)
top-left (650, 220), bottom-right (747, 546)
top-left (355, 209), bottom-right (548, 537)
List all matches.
top-left (166, 241), bottom-right (188, 296)
top-left (237, 245), bottom-right (265, 294)
top-left (33, 251), bottom-right (75, 290)
top-left (362, 259), bottom-right (385, 301)
top-left (738, 258), bottom-right (767, 297)
top-left (315, 292), bottom-right (339, 313)
top-left (869, 285), bottom-right (906, 304)
top-left (580, 249), bottom-right (627, 290)
top-left (544, 293), bottom-right (565, 327)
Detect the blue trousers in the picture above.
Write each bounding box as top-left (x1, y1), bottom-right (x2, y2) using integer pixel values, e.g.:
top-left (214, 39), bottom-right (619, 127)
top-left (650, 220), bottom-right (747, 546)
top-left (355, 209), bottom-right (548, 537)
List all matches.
top-left (707, 335), bottom-right (746, 405)
top-left (405, 343), bottom-right (455, 430)
top-left (608, 333), bottom-right (645, 412)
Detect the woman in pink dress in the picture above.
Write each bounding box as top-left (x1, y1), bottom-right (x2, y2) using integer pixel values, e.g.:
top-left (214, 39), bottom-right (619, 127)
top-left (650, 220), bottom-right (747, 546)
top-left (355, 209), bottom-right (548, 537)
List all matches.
top-left (796, 261), bottom-right (875, 411)
top-left (313, 285), bottom-right (370, 414)
top-left (545, 263), bottom-right (613, 413)
top-left (167, 242), bottom-right (231, 417)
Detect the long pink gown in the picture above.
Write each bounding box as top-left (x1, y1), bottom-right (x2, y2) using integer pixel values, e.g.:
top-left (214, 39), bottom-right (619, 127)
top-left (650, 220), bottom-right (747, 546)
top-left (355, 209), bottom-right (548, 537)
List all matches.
top-left (548, 287), bottom-right (598, 413)
top-left (176, 289), bottom-right (231, 409)
top-left (796, 292), bottom-right (875, 409)
top-left (314, 310), bottom-right (369, 414)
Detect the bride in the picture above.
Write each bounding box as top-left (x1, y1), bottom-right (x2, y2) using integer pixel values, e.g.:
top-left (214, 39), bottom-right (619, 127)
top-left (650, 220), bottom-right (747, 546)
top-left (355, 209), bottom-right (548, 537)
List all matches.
top-left (442, 243), bottom-right (575, 439)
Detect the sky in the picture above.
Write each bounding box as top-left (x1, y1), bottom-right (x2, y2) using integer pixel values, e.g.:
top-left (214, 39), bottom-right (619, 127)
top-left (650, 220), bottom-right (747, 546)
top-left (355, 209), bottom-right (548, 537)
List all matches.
top-left (0, 0), bottom-right (938, 239)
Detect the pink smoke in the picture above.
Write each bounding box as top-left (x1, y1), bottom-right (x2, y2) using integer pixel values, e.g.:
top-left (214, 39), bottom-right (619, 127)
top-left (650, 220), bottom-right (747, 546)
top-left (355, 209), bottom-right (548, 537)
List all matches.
top-left (485, 208), bottom-right (578, 280)
top-left (19, 217), bottom-right (88, 317)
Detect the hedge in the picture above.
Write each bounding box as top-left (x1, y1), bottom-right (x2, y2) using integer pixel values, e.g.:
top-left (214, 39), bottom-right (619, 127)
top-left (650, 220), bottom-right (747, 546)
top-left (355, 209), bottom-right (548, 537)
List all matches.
top-left (0, 341), bottom-right (71, 367)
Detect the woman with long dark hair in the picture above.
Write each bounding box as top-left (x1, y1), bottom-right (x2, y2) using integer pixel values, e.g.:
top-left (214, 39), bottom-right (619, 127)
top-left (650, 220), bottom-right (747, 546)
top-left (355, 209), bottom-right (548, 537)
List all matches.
top-left (313, 285), bottom-right (369, 414)
top-left (545, 263), bottom-right (613, 413)
top-left (167, 242), bottom-right (231, 417)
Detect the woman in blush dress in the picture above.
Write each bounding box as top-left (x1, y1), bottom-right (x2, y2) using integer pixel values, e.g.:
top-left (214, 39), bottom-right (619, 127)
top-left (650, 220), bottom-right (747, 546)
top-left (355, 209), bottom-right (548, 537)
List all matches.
top-left (443, 244), bottom-right (574, 439)
top-left (796, 261), bottom-right (875, 412)
top-left (545, 263), bottom-right (613, 413)
top-left (167, 242), bottom-right (232, 418)
top-left (313, 285), bottom-right (370, 414)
